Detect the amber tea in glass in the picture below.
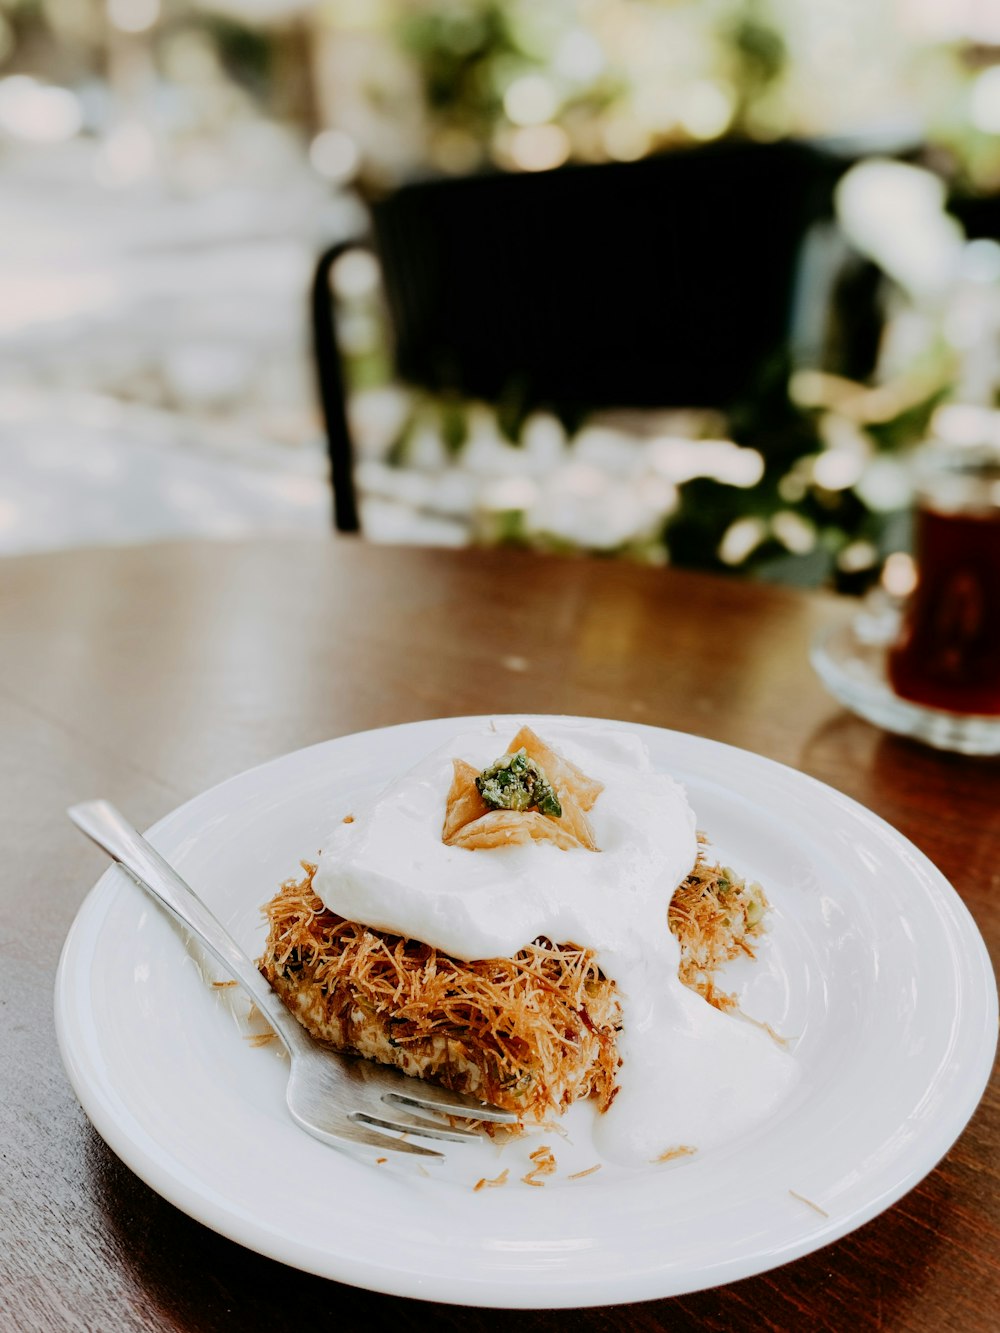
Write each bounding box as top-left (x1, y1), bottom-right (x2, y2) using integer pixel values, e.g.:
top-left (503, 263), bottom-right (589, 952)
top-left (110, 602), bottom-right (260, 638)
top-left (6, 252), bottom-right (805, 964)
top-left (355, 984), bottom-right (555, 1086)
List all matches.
top-left (888, 442), bottom-right (1000, 716)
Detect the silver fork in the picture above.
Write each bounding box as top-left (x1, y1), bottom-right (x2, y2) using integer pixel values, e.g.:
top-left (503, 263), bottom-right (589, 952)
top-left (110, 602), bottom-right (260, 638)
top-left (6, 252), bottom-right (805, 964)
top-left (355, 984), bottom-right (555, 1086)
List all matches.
top-left (68, 800), bottom-right (518, 1161)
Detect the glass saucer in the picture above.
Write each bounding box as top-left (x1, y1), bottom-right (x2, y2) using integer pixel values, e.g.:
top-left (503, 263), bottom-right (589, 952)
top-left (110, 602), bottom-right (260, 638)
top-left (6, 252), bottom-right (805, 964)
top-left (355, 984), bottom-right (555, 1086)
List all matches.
top-left (811, 614), bottom-right (1000, 757)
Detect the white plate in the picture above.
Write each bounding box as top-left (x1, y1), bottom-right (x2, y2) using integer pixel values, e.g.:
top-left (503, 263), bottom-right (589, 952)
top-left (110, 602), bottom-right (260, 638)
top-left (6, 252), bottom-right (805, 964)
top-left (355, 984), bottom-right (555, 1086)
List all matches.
top-left (55, 716), bottom-right (998, 1308)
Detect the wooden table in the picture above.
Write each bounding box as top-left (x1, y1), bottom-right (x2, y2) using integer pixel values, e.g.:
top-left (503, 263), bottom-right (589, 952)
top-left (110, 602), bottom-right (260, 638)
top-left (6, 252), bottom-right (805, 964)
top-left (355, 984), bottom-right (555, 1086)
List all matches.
top-left (1, 538), bottom-right (997, 1332)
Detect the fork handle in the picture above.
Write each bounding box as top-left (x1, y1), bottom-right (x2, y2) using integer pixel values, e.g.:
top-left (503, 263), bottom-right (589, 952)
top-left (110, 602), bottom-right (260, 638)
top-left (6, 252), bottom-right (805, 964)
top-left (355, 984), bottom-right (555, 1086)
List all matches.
top-left (68, 800), bottom-right (311, 1058)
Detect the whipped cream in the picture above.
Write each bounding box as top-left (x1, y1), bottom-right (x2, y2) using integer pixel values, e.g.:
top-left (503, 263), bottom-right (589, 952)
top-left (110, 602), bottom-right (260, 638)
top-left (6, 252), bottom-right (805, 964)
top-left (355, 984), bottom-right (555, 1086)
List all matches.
top-left (314, 722), bottom-right (797, 1165)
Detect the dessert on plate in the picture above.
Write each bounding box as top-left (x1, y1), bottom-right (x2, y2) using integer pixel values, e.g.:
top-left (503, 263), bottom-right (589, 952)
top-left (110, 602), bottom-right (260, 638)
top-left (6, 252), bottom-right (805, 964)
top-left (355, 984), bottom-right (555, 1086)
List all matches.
top-left (258, 723), bottom-right (796, 1163)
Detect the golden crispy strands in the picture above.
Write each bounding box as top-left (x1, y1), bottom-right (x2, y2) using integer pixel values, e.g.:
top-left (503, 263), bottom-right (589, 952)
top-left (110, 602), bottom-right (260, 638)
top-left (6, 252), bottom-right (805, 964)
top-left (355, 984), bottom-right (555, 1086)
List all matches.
top-left (259, 864), bottom-right (621, 1124)
top-left (789, 1190), bottom-right (829, 1217)
top-left (567, 1163), bottom-right (602, 1180)
top-left (667, 851), bottom-right (768, 1011)
top-left (653, 1145), bottom-right (697, 1164)
top-left (523, 1144), bottom-right (558, 1185)
top-left (473, 1169), bottom-right (509, 1191)
top-left (257, 847), bottom-right (769, 1130)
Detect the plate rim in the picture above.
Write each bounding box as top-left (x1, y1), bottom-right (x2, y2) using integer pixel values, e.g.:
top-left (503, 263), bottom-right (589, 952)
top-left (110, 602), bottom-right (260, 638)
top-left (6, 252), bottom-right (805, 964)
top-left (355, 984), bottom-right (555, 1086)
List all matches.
top-left (55, 714), bottom-right (999, 1308)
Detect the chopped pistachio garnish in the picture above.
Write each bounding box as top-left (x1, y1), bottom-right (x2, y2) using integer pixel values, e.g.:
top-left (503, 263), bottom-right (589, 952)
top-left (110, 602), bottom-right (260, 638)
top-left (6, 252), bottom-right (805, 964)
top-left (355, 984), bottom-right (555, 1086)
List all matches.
top-left (746, 883), bottom-right (766, 927)
top-left (476, 748), bottom-right (562, 818)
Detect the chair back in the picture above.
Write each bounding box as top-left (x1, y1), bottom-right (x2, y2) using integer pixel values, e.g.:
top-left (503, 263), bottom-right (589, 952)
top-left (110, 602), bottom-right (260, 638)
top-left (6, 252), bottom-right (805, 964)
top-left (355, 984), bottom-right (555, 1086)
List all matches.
top-left (314, 139), bottom-right (841, 531)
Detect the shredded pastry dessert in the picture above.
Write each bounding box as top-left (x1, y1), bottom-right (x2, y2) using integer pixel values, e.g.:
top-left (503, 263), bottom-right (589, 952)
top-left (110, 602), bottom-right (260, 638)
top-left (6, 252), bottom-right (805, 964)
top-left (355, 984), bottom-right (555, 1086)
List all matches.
top-left (258, 840), bottom-right (768, 1125)
top-left (260, 861), bottom-right (621, 1118)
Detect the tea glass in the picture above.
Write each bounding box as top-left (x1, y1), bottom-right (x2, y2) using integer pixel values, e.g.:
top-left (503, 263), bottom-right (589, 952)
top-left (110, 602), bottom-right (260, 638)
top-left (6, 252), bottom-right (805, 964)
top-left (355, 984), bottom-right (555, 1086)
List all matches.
top-left (888, 439), bottom-right (1000, 717)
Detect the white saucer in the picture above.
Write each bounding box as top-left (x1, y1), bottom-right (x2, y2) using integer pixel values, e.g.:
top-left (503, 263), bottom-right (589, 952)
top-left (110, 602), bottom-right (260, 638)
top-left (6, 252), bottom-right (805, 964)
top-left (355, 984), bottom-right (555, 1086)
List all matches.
top-left (812, 616), bottom-right (1000, 756)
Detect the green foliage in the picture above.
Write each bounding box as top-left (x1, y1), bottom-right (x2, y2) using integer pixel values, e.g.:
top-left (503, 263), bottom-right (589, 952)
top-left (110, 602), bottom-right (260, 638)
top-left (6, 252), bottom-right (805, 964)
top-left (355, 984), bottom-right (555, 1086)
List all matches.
top-left (200, 15), bottom-right (273, 97)
top-left (398, 3), bottom-right (516, 133)
top-left (865, 385), bottom-right (951, 453)
top-left (725, 0), bottom-right (787, 129)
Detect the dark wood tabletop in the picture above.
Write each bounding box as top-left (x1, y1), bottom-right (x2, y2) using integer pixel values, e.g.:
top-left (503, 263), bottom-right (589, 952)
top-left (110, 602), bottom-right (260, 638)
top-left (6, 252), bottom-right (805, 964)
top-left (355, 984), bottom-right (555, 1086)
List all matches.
top-left (1, 537), bottom-right (997, 1332)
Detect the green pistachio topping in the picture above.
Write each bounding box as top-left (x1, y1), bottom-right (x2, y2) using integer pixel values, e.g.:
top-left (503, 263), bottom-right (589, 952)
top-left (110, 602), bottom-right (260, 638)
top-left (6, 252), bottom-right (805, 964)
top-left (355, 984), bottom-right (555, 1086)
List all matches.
top-left (476, 748), bottom-right (562, 818)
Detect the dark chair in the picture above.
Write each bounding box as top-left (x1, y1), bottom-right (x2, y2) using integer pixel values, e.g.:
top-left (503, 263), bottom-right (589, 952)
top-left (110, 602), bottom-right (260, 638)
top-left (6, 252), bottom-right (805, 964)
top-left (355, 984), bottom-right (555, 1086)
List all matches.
top-left (312, 138), bottom-right (844, 533)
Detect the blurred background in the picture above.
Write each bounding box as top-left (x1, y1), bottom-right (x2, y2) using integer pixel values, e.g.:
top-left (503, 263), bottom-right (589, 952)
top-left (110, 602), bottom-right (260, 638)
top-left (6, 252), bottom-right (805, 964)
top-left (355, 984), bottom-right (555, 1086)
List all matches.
top-left (1, 0), bottom-right (999, 591)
